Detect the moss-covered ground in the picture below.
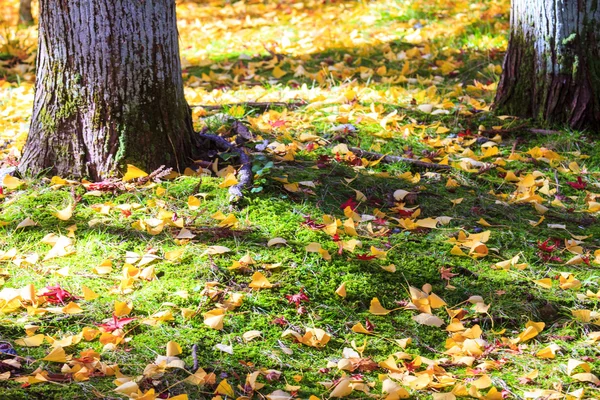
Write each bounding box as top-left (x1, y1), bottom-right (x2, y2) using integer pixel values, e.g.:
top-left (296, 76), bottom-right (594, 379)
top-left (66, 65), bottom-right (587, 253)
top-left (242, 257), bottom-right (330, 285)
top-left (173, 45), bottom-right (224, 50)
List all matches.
top-left (1, 0), bottom-right (600, 399)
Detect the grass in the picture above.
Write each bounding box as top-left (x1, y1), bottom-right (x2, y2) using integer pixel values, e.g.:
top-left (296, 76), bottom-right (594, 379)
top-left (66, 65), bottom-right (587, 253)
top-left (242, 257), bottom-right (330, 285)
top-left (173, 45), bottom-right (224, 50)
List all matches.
top-left (1, 0), bottom-right (600, 399)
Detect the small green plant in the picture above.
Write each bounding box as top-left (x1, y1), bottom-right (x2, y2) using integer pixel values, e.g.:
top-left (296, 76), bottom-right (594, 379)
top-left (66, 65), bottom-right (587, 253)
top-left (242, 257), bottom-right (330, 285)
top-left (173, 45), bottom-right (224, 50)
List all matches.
top-left (251, 154), bottom-right (274, 193)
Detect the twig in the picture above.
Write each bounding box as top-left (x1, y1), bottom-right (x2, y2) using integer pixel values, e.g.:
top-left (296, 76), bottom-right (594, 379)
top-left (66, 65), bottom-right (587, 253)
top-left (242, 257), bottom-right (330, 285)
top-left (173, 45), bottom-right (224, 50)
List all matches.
top-left (190, 101), bottom-right (306, 111)
top-left (198, 130), bottom-right (253, 201)
top-left (452, 265), bottom-right (479, 278)
top-left (480, 125), bottom-right (561, 136)
top-left (191, 344), bottom-right (198, 371)
top-left (529, 128), bottom-right (562, 135)
top-left (348, 147), bottom-right (451, 170)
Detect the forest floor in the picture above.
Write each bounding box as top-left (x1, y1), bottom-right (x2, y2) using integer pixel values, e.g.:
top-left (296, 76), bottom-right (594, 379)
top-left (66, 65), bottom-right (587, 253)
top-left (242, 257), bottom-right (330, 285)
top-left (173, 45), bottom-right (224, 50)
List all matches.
top-left (1, 0), bottom-right (600, 399)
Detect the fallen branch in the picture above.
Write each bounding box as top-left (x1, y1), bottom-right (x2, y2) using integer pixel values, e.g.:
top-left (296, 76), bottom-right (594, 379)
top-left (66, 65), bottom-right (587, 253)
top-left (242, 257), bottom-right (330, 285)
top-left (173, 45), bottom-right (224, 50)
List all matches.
top-left (190, 101), bottom-right (306, 111)
top-left (198, 130), bottom-right (253, 201)
top-left (191, 344), bottom-right (198, 371)
top-left (480, 125), bottom-right (561, 136)
top-left (348, 147), bottom-right (451, 170)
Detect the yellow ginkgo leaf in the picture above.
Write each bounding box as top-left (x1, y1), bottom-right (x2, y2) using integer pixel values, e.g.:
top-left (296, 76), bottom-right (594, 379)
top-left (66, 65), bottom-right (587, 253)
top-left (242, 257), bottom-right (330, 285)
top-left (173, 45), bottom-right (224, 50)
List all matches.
top-left (82, 285), bottom-right (99, 301)
top-left (214, 379), bottom-right (235, 397)
top-left (187, 196), bottom-right (201, 210)
top-left (413, 313), bottom-right (444, 327)
top-left (567, 359), bottom-right (591, 376)
top-left (571, 373), bottom-right (600, 384)
top-left (219, 173), bottom-right (238, 188)
top-left (536, 343), bottom-right (560, 359)
top-left (330, 377), bottom-right (353, 398)
top-left (533, 278), bottom-right (552, 289)
top-left (201, 246), bottom-right (231, 257)
top-left (166, 341), bottom-right (182, 357)
top-left (451, 245), bottom-right (467, 256)
top-left (203, 308), bottom-right (226, 330)
top-left (381, 264), bottom-right (396, 273)
top-left (2, 175), bottom-right (23, 190)
top-left (471, 374), bottom-right (492, 389)
top-left (267, 237), bottom-right (287, 247)
top-left (272, 66), bottom-right (287, 79)
top-left (15, 334), bottom-right (45, 347)
top-left (42, 346), bottom-right (67, 363)
top-left (335, 282), bottom-right (347, 298)
top-left (165, 248), bottom-right (185, 261)
top-left (515, 320), bottom-right (545, 343)
top-left (369, 298), bottom-right (393, 315)
top-left (114, 300), bottom-right (133, 317)
top-left (351, 323), bottom-right (373, 334)
top-left (54, 204), bottom-right (73, 221)
top-left (242, 330), bottom-right (262, 342)
top-left (477, 218), bottom-right (492, 227)
top-left (122, 165), bottom-right (148, 181)
top-left (62, 302), bottom-right (83, 314)
top-left (429, 293), bottom-right (447, 309)
top-left (249, 272), bottom-right (273, 289)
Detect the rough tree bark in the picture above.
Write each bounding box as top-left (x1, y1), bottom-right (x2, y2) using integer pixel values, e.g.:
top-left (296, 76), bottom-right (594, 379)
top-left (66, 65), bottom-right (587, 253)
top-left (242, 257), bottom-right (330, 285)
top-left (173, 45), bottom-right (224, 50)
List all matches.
top-left (494, 0), bottom-right (600, 130)
top-left (19, 0), bottom-right (34, 25)
top-left (19, 0), bottom-right (201, 180)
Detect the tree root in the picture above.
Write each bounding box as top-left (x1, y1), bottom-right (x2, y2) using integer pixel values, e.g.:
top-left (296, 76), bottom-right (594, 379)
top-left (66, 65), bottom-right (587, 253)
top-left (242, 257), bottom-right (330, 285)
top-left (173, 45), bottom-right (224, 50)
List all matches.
top-left (0, 167), bottom-right (17, 183)
top-left (198, 130), bottom-right (253, 201)
top-left (190, 100), bottom-right (306, 111)
top-left (348, 147), bottom-right (451, 170)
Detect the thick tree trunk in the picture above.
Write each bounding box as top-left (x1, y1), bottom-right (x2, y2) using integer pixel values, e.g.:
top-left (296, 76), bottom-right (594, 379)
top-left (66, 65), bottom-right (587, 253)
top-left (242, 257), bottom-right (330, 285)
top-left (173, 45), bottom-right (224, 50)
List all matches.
top-left (494, 0), bottom-right (600, 130)
top-left (19, 0), bottom-right (201, 180)
top-left (19, 0), bottom-right (34, 25)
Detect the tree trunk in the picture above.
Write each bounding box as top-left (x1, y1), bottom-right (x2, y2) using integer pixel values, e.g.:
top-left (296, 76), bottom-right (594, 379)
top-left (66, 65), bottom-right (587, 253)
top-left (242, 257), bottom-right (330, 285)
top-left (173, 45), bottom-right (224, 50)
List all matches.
top-left (19, 0), bottom-right (34, 25)
top-left (494, 0), bottom-right (600, 130)
top-left (19, 0), bottom-right (201, 180)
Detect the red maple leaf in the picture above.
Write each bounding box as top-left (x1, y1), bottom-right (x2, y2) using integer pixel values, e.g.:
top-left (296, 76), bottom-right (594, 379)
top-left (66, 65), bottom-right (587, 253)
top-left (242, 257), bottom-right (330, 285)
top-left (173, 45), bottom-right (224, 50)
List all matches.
top-left (285, 289), bottom-right (309, 307)
top-left (396, 209), bottom-right (414, 218)
top-left (340, 198), bottom-right (358, 211)
top-left (581, 255), bottom-right (591, 266)
top-left (301, 216), bottom-right (326, 230)
top-left (537, 239), bottom-right (557, 252)
top-left (40, 285), bottom-right (78, 305)
top-left (440, 267), bottom-right (458, 281)
top-left (271, 316), bottom-right (288, 326)
top-left (317, 155), bottom-right (331, 169)
top-left (566, 176), bottom-right (586, 190)
top-left (98, 314), bottom-right (136, 332)
top-left (404, 360), bottom-right (417, 372)
top-left (356, 253), bottom-right (377, 260)
top-left (269, 119), bottom-right (286, 128)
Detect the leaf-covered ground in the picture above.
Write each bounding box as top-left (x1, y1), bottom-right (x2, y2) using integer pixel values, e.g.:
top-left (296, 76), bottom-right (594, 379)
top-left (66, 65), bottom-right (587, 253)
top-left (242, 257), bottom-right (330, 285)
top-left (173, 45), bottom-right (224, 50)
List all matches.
top-left (1, 0), bottom-right (600, 399)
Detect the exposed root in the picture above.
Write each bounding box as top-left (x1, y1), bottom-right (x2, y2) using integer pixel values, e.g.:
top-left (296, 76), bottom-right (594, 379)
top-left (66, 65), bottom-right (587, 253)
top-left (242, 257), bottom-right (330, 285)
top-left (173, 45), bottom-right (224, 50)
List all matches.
top-left (198, 130), bottom-right (253, 201)
top-left (348, 147), bottom-right (451, 170)
top-left (0, 167), bottom-right (17, 183)
top-left (190, 101), bottom-right (306, 111)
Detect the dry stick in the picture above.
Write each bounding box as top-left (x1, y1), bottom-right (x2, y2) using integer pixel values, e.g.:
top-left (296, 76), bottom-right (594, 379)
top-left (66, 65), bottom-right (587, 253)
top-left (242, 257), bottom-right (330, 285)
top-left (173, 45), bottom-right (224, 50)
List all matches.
top-left (348, 147), bottom-right (451, 170)
top-left (189, 101), bottom-right (306, 111)
top-left (480, 124), bottom-right (561, 136)
top-left (191, 344), bottom-right (198, 371)
top-left (198, 131), bottom-right (253, 201)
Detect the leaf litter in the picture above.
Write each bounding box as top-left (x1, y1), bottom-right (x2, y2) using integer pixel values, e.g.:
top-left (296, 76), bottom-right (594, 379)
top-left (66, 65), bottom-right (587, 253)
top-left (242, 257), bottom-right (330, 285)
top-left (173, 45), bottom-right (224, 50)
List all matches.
top-left (1, 0), bottom-right (600, 399)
